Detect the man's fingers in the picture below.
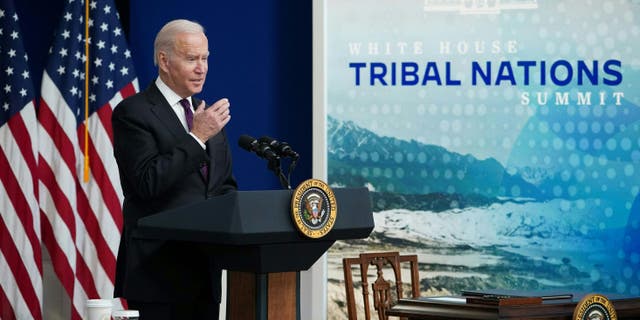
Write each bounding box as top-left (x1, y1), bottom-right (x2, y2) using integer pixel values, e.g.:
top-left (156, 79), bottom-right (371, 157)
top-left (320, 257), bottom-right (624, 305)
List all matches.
top-left (211, 98), bottom-right (230, 111)
top-left (206, 102), bottom-right (229, 117)
top-left (221, 114), bottom-right (231, 127)
top-left (195, 101), bottom-right (206, 112)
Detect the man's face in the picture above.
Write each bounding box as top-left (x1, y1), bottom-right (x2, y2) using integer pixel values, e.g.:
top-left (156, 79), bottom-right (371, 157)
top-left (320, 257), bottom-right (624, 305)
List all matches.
top-left (160, 32), bottom-right (209, 97)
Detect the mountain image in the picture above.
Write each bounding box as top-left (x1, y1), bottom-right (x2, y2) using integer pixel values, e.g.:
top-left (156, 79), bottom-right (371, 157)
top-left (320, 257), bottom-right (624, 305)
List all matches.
top-left (327, 116), bottom-right (544, 204)
top-left (325, 116), bottom-right (636, 319)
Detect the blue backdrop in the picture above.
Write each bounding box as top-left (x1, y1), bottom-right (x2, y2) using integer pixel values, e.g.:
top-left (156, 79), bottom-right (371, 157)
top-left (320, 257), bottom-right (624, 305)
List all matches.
top-left (17, 0), bottom-right (313, 191)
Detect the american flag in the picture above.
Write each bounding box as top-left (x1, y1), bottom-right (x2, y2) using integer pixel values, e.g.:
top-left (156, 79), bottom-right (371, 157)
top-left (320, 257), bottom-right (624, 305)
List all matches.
top-left (38, 0), bottom-right (137, 318)
top-left (0, 0), bottom-right (42, 319)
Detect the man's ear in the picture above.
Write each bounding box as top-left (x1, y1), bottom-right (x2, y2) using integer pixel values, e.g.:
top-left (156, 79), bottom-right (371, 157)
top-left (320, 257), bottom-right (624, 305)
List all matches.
top-left (158, 52), bottom-right (169, 73)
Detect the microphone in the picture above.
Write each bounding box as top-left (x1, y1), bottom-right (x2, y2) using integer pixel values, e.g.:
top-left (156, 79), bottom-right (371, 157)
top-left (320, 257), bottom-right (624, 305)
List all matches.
top-left (258, 136), bottom-right (299, 159)
top-left (238, 134), bottom-right (279, 161)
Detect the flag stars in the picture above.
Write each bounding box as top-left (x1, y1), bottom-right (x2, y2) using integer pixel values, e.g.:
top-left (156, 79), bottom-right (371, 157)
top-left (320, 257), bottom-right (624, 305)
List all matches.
top-left (22, 70), bottom-right (29, 79)
top-left (10, 30), bottom-right (18, 39)
top-left (12, 13), bottom-right (18, 21)
top-left (20, 88), bottom-right (27, 97)
top-left (8, 49), bottom-right (16, 58)
top-left (38, 2), bottom-right (137, 111)
top-left (5, 66), bottom-right (14, 76)
top-left (2, 103), bottom-right (9, 111)
top-left (0, 9), bottom-right (5, 18)
top-left (3, 84), bottom-right (10, 93)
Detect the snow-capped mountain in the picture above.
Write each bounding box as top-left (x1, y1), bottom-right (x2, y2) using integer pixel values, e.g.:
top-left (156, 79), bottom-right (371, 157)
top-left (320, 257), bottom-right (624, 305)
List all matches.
top-left (327, 116), bottom-right (544, 199)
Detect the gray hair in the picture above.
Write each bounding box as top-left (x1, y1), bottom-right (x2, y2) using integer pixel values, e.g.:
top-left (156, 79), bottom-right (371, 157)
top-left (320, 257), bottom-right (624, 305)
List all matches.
top-left (153, 19), bottom-right (205, 66)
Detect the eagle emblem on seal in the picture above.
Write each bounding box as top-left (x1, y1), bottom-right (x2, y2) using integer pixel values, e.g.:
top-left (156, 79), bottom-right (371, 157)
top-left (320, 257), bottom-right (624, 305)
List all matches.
top-left (291, 179), bottom-right (337, 238)
top-left (304, 192), bottom-right (325, 225)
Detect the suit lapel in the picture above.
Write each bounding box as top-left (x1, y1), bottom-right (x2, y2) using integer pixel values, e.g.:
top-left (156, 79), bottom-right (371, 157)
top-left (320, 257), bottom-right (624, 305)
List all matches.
top-left (192, 97), bottom-right (202, 111)
top-left (146, 84), bottom-right (212, 185)
top-left (145, 83), bottom-right (185, 139)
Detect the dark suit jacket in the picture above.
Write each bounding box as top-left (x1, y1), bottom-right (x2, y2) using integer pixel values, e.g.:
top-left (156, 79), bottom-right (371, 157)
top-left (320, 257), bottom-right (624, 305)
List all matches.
top-left (112, 82), bottom-right (237, 303)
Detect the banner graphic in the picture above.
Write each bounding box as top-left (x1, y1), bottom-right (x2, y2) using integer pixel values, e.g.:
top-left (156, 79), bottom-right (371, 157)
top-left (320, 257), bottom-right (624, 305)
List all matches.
top-left (325, 0), bottom-right (640, 312)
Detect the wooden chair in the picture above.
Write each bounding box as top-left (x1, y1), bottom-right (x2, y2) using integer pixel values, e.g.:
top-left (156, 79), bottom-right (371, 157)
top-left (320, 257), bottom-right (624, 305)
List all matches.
top-left (342, 251), bottom-right (420, 320)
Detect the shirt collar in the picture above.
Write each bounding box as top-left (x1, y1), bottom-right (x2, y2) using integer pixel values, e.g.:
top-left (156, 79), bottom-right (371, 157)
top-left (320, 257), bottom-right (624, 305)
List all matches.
top-left (155, 77), bottom-right (191, 107)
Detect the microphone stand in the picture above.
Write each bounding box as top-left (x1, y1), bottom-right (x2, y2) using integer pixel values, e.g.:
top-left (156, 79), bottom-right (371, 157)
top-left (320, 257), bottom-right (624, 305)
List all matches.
top-left (267, 158), bottom-right (291, 189)
top-left (286, 156), bottom-right (298, 189)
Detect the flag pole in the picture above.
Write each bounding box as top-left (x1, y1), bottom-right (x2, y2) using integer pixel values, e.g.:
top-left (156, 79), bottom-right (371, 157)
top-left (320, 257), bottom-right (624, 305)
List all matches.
top-left (83, 0), bottom-right (90, 182)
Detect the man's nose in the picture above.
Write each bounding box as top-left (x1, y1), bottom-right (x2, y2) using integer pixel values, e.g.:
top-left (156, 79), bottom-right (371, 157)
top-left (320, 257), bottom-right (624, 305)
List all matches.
top-left (195, 61), bottom-right (207, 73)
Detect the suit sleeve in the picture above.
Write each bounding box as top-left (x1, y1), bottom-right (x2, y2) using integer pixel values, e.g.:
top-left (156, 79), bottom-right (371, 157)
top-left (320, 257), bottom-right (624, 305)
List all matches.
top-left (212, 129), bottom-right (238, 194)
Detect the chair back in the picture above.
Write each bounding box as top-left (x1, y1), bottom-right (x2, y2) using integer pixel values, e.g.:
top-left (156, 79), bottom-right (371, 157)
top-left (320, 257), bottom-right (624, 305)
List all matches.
top-left (342, 251), bottom-right (420, 320)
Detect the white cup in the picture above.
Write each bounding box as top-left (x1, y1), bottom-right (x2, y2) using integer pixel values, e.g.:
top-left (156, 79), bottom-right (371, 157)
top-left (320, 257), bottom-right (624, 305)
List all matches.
top-left (112, 309), bottom-right (140, 320)
top-left (86, 299), bottom-right (113, 320)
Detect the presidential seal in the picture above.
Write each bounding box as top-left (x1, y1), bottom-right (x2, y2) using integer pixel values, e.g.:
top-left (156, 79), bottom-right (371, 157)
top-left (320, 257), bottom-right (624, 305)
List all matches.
top-left (291, 179), bottom-right (337, 238)
top-left (573, 294), bottom-right (617, 320)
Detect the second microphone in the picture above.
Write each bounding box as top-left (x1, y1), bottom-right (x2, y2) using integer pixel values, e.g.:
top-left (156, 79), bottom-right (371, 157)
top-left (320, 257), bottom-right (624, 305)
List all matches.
top-left (238, 134), bottom-right (279, 161)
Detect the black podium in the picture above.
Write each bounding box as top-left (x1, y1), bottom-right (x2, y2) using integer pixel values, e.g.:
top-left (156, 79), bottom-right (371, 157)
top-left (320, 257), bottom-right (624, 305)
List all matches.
top-left (135, 187), bottom-right (373, 320)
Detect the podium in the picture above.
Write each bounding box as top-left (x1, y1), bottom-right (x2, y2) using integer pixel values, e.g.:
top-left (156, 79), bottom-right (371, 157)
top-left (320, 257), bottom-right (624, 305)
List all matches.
top-left (135, 187), bottom-right (373, 319)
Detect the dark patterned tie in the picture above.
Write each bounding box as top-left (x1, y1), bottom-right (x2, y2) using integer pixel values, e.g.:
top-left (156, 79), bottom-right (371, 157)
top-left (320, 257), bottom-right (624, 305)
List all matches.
top-left (179, 98), bottom-right (208, 181)
top-left (179, 98), bottom-right (193, 130)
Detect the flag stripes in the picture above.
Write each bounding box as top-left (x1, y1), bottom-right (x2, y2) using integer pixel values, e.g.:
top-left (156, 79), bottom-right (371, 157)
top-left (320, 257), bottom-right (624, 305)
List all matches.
top-left (36, 0), bottom-right (138, 317)
top-left (39, 78), bottom-right (135, 318)
top-left (1, 0), bottom-right (138, 317)
top-left (0, 0), bottom-right (43, 317)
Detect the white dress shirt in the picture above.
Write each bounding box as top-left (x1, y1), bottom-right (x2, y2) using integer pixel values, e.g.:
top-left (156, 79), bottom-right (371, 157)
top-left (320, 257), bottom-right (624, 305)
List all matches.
top-left (155, 77), bottom-right (206, 149)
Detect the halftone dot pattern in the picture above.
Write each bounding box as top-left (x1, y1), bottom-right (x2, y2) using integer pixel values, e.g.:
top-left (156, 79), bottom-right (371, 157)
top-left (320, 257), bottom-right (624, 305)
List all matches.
top-left (509, 98), bottom-right (638, 295)
top-left (327, 0), bottom-right (640, 296)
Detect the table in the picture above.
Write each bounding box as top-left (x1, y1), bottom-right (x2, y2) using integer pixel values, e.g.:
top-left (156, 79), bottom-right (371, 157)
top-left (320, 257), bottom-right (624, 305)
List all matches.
top-left (387, 293), bottom-right (640, 320)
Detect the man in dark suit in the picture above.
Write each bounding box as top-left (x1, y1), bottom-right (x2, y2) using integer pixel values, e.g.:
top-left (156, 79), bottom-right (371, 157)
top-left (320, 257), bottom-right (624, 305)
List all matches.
top-left (112, 19), bottom-right (237, 319)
